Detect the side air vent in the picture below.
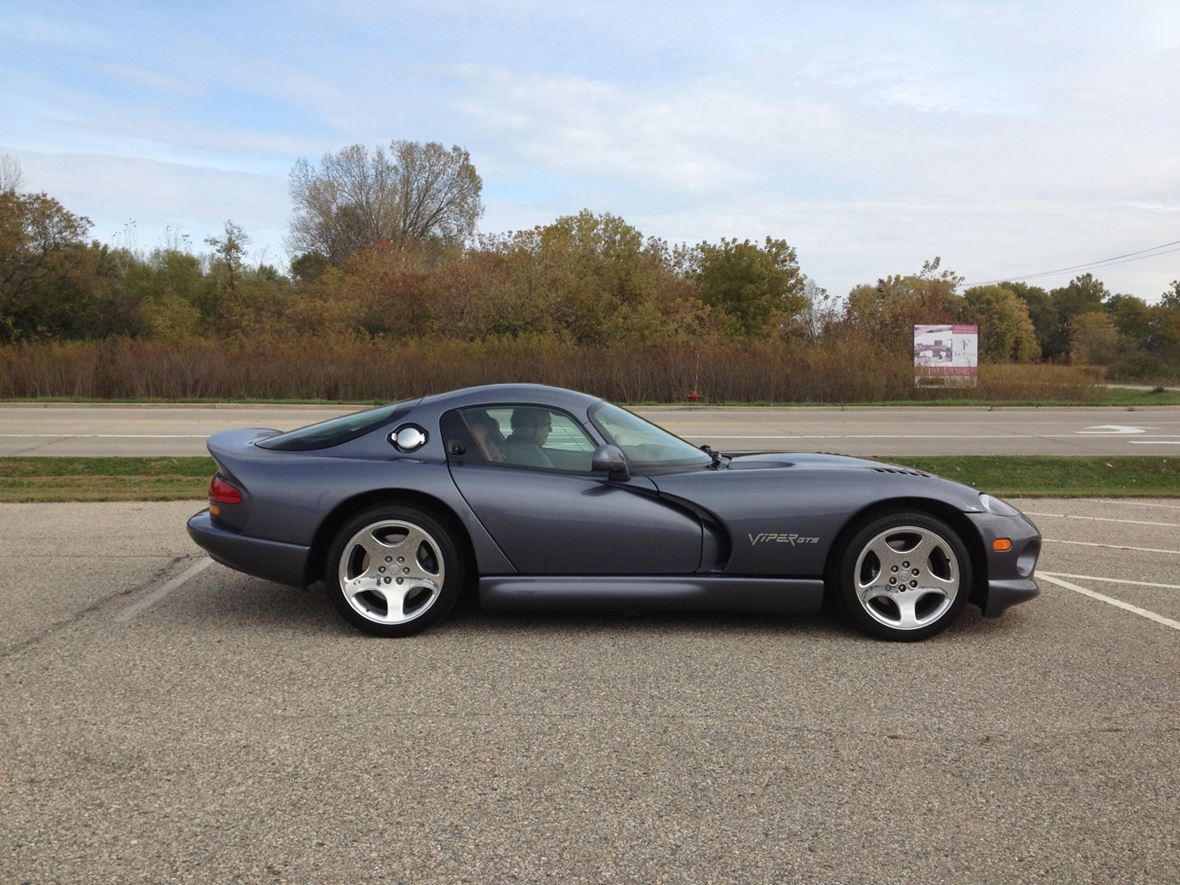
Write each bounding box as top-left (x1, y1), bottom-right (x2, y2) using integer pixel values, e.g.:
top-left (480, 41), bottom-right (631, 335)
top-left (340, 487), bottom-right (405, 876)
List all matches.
top-left (872, 467), bottom-right (931, 477)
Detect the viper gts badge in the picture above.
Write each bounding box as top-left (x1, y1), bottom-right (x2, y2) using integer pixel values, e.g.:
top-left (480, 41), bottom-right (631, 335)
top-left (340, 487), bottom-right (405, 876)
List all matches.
top-left (748, 532), bottom-right (820, 546)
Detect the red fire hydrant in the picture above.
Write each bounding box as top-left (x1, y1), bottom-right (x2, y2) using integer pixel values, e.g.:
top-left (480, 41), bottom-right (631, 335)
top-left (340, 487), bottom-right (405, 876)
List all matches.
top-left (687, 389), bottom-right (702, 403)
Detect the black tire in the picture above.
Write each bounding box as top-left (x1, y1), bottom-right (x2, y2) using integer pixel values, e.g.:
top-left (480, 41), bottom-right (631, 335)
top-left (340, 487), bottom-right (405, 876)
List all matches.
top-left (835, 510), bottom-right (972, 642)
top-left (324, 504), bottom-right (467, 637)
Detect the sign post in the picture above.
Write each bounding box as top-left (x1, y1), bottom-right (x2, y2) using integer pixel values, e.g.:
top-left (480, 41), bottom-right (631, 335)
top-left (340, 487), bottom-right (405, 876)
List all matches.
top-left (914, 324), bottom-right (978, 388)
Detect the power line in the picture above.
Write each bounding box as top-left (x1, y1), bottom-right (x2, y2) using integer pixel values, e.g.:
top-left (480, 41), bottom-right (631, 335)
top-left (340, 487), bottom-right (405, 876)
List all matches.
top-left (971, 237), bottom-right (1180, 287)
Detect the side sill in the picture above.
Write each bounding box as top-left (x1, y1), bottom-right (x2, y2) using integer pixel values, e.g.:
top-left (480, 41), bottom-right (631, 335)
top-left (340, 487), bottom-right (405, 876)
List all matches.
top-left (479, 576), bottom-right (824, 615)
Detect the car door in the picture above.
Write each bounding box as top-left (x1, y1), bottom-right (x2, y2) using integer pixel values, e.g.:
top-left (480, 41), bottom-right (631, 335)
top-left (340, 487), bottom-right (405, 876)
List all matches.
top-left (441, 404), bottom-right (703, 575)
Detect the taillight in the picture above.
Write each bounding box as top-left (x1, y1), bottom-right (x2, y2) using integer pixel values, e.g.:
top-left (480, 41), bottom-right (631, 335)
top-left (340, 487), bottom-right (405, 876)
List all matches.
top-left (209, 474), bottom-right (243, 505)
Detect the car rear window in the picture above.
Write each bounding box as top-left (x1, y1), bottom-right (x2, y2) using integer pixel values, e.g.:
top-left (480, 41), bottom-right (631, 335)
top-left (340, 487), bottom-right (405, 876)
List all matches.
top-left (255, 399), bottom-right (419, 451)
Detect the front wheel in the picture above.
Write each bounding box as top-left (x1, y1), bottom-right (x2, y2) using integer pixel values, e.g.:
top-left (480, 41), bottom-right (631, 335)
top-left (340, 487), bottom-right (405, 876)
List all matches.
top-left (836, 511), bottom-right (972, 641)
top-left (325, 505), bottom-right (466, 637)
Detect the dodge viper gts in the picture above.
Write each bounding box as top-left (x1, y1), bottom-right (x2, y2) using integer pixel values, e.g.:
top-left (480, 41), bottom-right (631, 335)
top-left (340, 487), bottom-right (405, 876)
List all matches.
top-left (187, 384), bottom-right (1040, 640)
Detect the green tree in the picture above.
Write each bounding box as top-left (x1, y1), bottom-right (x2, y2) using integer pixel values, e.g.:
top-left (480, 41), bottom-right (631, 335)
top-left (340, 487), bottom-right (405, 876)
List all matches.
top-left (289, 141), bottom-right (483, 265)
top-left (1105, 294), bottom-right (1158, 351)
top-left (205, 221), bottom-right (249, 294)
top-left (291, 251), bottom-right (330, 283)
top-left (1048, 273), bottom-right (1109, 357)
top-left (1004, 281), bottom-right (1056, 358)
top-left (958, 284), bottom-right (1040, 362)
top-left (692, 236), bottom-right (805, 337)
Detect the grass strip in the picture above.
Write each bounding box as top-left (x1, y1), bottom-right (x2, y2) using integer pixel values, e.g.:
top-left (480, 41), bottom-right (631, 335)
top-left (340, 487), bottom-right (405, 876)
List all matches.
top-left (0, 455), bottom-right (1176, 502)
top-left (0, 457), bottom-right (215, 502)
top-left (888, 455), bottom-right (1180, 498)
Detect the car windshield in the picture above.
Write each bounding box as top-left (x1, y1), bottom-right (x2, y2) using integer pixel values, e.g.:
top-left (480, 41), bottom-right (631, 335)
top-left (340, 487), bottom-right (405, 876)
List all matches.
top-left (589, 401), bottom-right (712, 472)
top-left (256, 399), bottom-right (419, 451)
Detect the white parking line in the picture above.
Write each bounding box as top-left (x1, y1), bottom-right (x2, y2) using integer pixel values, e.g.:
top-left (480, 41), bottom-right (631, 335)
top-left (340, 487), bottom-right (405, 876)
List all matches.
top-left (1043, 538), bottom-right (1180, 555)
top-left (1039, 571), bottom-right (1180, 591)
top-left (1023, 511), bottom-right (1180, 528)
top-left (115, 557), bottom-right (212, 622)
top-left (1038, 574), bottom-right (1180, 632)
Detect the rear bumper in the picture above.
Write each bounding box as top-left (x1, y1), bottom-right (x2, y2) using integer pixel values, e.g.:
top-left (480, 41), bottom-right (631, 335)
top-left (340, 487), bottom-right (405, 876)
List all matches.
top-left (966, 511), bottom-right (1042, 617)
top-left (187, 510), bottom-right (310, 588)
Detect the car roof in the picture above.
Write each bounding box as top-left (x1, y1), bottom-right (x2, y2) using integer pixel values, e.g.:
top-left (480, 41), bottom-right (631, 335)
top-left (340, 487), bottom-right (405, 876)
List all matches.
top-left (417, 383), bottom-right (604, 412)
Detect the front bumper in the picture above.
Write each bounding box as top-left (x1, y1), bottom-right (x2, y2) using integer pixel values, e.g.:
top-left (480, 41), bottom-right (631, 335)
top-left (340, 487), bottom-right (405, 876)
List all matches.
top-left (187, 510), bottom-right (311, 588)
top-left (965, 511), bottom-right (1042, 617)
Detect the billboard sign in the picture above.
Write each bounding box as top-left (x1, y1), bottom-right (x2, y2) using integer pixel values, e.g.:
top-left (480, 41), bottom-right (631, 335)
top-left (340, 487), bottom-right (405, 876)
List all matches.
top-left (914, 324), bottom-right (978, 387)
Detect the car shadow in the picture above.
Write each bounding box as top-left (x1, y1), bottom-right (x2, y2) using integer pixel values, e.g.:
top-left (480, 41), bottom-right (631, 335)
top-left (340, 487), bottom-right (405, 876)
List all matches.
top-left (170, 570), bottom-right (1018, 643)
top-left (170, 571), bottom-right (866, 640)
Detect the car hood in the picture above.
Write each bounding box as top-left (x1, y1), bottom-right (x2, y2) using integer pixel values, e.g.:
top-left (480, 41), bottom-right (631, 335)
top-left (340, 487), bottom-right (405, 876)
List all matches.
top-left (651, 450), bottom-right (986, 524)
top-left (724, 452), bottom-right (929, 476)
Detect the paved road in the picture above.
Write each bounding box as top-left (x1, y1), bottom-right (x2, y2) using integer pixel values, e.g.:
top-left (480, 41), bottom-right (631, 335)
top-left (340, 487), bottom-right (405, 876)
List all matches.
top-left (2, 403), bottom-right (1180, 456)
top-left (1, 498), bottom-right (1177, 881)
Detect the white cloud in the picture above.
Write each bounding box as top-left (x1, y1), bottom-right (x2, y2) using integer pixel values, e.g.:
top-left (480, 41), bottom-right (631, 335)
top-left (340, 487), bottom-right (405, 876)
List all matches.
top-left (100, 63), bottom-right (205, 97)
top-left (5, 1), bottom-right (1179, 301)
top-left (7, 148), bottom-right (290, 264)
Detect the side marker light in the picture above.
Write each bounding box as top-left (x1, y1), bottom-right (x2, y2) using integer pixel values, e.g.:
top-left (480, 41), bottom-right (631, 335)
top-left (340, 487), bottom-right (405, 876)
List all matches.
top-left (992, 538), bottom-right (1013, 552)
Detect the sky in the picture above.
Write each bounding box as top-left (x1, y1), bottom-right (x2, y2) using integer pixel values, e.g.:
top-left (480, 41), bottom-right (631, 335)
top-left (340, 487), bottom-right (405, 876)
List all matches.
top-left (3, 0), bottom-right (1179, 301)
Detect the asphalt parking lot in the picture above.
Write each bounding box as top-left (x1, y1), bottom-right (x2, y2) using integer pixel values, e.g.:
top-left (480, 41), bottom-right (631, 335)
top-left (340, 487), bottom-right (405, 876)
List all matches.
top-left (2, 499), bottom-right (1178, 882)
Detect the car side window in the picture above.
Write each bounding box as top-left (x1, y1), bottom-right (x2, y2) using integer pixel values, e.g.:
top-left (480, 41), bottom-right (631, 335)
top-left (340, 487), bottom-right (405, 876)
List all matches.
top-left (442, 405), bottom-right (596, 473)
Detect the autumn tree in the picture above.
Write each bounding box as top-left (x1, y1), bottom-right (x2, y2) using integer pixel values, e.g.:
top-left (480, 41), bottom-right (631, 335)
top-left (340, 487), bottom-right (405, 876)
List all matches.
top-left (795, 277), bottom-right (838, 343)
top-left (1158, 284), bottom-right (1180, 362)
top-left (474, 211), bottom-right (685, 344)
top-left (0, 191), bottom-right (104, 340)
top-left (1162, 280), bottom-right (1180, 310)
top-left (288, 141), bottom-right (483, 265)
top-left (958, 285), bottom-right (1040, 362)
top-left (844, 258), bottom-right (963, 344)
top-left (692, 237), bottom-right (805, 337)
top-left (130, 248), bottom-right (207, 338)
top-left (0, 155), bottom-right (22, 193)
top-left (1070, 311), bottom-right (1121, 364)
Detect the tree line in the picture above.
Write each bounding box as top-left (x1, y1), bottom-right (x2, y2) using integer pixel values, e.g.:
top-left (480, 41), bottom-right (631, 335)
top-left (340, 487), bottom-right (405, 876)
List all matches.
top-left (2, 144), bottom-right (1179, 382)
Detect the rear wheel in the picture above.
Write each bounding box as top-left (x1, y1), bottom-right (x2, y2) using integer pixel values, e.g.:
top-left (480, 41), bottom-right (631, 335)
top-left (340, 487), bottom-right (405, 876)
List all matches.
top-left (325, 504), bottom-right (465, 637)
top-left (836, 511), bottom-right (971, 641)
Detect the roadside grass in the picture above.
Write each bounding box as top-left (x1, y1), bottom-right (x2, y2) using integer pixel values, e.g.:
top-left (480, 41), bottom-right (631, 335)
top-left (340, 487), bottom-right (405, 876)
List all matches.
top-left (0, 457), bottom-right (215, 502)
top-left (645, 388), bottom-right (1180, 408)
top-left (3, 387), bottom-right (1180, 408)
top-left (0, 455), bottom-right (1176, 502)
top-left (888, 456), bottom-right (1180, 497)
top-left (1099, 387), bottom-right (1180, 407)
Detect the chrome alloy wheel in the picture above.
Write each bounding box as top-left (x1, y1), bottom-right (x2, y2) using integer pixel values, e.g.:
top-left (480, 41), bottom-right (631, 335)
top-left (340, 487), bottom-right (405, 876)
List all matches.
top-left (853, 525), bottom-right (960, 631)
top-left (337, 519), bottom-right (446, 625)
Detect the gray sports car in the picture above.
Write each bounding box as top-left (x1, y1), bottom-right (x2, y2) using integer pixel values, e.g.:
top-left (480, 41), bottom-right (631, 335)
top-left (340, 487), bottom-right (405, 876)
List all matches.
top-left (186, 384), bottom-right (1040, 640)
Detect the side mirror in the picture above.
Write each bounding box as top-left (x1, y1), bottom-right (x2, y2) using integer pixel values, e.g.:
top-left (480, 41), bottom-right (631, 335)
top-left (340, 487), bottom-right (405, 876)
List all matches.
top-left (591, 444), bottom-right (630, 481)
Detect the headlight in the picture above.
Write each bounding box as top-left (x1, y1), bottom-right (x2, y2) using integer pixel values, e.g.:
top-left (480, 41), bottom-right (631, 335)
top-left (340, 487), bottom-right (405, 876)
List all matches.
top-left (979, 494), bottom-right (1020, 517)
